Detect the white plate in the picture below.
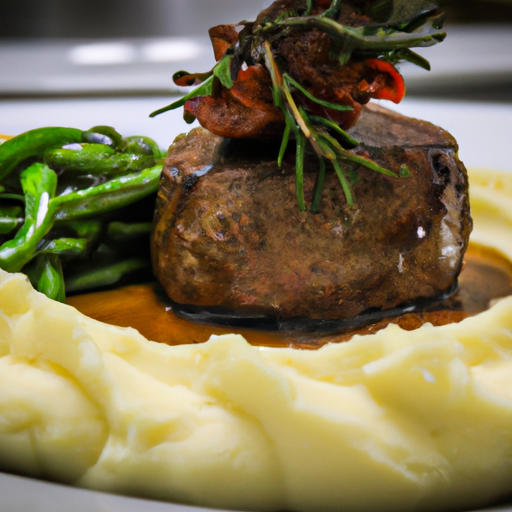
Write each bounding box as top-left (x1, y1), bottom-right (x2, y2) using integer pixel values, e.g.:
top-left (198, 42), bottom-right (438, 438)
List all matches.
top-left (1, 467), bottom-right (512, 511)
top-left (1, 96), bottom-right (511, 173)
top-left (0, 472), bottom-right (217, 512)
top-left (1, 98), bottom-right (512, 511)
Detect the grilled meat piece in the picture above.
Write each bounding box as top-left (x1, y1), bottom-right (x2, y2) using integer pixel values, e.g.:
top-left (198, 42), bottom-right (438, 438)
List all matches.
top-left (152, 103), bottom-right (472, 321)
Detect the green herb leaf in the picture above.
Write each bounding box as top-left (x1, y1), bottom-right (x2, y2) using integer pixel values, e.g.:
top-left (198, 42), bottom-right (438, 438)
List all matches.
top-left (37, 237), bottom-right (89, 258)
top-left (332, 159), bottom-right (354, 206)
top-left (0, 205), bottom-right (23, 235)
top-left (387, 48), bottom-right (431, 70)
top-left (26, 254), bottom-right (66, 302)
top-left (280, 16), bottom-right (446, 52)
top-left (304, 0), bottom-right (313, 16)
top-left (278, 121), bottom-right (291, 167)
top-left (309, 115), bottom-right (360, 147)
top-left (296, 132), bottom-right (307, 211)
top-left (213, 54), bottom-right (235, 89)
top-left (366, 0), bottom-right (438, 25)
top-left (284, 74), bottom-right (353, 112)
top-left (320, 0), bottom-right (342, 19)
top-left (173, 70), bottom-right (212, 87)
top-left (399, 164), bottom-right (412, 177)
top-left (149, 75), bottom-right (215, 118)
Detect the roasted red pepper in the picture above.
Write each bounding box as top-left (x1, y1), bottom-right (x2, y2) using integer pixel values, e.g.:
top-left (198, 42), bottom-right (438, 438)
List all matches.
top-left (362, 59), bottom-right (406, 104)
top-left (184, 64), bottom-right (284, 139)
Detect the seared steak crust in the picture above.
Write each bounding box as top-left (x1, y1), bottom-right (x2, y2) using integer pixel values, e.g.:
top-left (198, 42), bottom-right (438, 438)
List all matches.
top-left (152, 104), bottom-right (472, 321)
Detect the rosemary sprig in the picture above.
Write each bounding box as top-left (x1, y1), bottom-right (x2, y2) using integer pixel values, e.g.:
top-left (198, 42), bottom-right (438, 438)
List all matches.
top-left (149, 75), bottom-right (214, 118)
top-left (263, 15), bottom-right (445, 50)
top-left (308, 115), bottom-right (359, 147)
top-left (264, 40), bottom-right (397, 211)
top-left (296, 131), bottom-right (307, 211)
top-left (150, 0), bottom-right (446, 211)
top-left (320, 0), bottom-right (342, 19)
top-left (283, 74), bottom-right (353, 113)
top-left (149, 53), bottom-right (235, 118)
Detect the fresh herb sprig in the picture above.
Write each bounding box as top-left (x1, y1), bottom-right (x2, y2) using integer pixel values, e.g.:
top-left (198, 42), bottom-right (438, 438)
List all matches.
top-left (264, 42), bottom-right (398, 210)
top-left (151, 0), bottom-right (445, 210)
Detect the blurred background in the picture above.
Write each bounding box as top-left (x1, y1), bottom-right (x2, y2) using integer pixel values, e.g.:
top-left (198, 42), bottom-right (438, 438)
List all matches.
top-left (0, 0), bottom-right (511, 100)
top-left (1, 0), bottom-right (512, 38)
top-left (0, 0), bottom-right (511, 171)
top-left (0, 0), bottom-right (260, 39)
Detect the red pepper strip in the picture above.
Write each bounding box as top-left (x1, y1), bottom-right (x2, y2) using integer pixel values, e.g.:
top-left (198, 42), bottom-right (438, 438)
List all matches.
top-left (173, 69), bottom-right (213, 87)
top-left (229, 65), bottom-right (277, 112)
top-left (208, 24), bottom-right (239, 61)
top-left (185, 92), bottom-right (284, 139)
top-left (364, 58), bottom-right (405, 104)
top-left (184, 64), bottom-right (284, 139)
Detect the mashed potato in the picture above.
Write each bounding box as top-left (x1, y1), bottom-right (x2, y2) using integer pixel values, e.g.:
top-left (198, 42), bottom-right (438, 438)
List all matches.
top-left (1, 167), bottom-right (512, 512)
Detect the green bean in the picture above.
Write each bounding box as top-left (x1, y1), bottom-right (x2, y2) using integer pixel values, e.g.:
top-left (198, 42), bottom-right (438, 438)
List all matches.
top-left (124, 136), bottom-right (164, 158)
top-left (0, 125), bottom-right (163, 300)
top-left (0, 127), bottom-right (82, 181)
top-left (44, 144), bottom-right (156, 176)
top-left (0, 193), bottom-right (25, 203)
top-left (44, 143), bottom-right (114, 172)
top-left (81, 132), bottom-right (114, 147)
top-left (65, 219), bottom-right (104, 240)
top-left (65, 256), bottom-right (150, 293)
top-left (37, 220), bottom-right (105, 260)
top-left (37, 237), bottom-right (90, 259)
top-left (0, 163), bottom-right (58, 272)
top-left (101, 221), bottom-right (153, 260)
top-left (0, 217), bottom-right (20, 235)
top-left (0, 205), bottom-right (23, 235)
top-left (52, 164), bottom-right (162, 221)
top-left (85, 126), bottom-right (124, 149)
top-left (26, 254), bottom-right (66, 302)
top-left (45, 219), bottom-right (105, 260)
top-left (0, 164), bottom-right (161, 272)
top-left (106, 221), bottom-right (153, 240)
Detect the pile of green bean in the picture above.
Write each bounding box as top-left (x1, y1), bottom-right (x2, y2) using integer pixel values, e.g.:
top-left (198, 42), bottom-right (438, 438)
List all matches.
top-left (0, 125), bottom-right (164, 302)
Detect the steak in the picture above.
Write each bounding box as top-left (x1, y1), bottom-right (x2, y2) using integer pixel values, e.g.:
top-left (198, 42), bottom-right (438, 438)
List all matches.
top-left (151, 103), bottom-right (472, 322)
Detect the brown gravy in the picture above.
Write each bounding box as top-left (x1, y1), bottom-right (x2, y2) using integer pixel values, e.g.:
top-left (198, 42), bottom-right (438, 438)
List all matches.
top-left (67, 245), bottom-right (512, 349)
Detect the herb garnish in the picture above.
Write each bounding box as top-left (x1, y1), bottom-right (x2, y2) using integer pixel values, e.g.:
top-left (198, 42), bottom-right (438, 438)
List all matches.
top-left (151, 0), bottom-right (445, 211)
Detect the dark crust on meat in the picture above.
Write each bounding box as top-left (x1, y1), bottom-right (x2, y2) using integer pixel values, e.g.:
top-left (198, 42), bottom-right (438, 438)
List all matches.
top-left (152, 103), bottom-right (472, 321)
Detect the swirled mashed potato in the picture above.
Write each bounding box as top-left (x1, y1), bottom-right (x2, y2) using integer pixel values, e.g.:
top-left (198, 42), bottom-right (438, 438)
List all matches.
top-left (1, 168), bottom-right (512, 512)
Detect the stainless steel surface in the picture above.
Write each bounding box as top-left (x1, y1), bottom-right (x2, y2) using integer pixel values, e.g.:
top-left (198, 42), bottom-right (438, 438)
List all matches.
top-left (0, 0), bottom-right (261, 39)
top-left (0, 37), bottom-right (214, 97)
top-left (0, 26), bottom-right (511, 99)
top-left (402, 25), bottom-right (512, 101)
